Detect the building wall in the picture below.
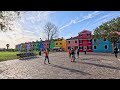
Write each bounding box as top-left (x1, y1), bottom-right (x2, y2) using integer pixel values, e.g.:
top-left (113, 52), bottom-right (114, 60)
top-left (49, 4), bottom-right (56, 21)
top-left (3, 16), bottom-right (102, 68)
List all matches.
top-left (66, 39), bottom-right (79, 51)
top-left (92, 38), bottom-right (112, 52)
top-left (54, 40), bottom-right (62, 48)
top-left (43, 41), bottom-right (50, 49)
top-left (78, 30), bottom-right (92, 52)
top-left (62, 39), bottom-right (67, 51)
top-left (34, 42), bottom-right (38, 51)
top-left (50, 40), bottom-right (55, 49)
top-left (38, 41), bottom-right (44, 51)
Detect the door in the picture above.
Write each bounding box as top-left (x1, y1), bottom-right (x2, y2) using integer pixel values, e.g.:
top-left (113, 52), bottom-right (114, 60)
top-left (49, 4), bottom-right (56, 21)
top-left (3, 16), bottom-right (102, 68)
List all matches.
top-left (84, 46), bottom-right (87, 51)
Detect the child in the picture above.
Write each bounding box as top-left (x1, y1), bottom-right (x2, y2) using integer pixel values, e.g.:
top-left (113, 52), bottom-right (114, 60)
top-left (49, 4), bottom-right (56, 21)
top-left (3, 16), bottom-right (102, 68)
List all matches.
top-left (44, 49), bottom-right (50, 64)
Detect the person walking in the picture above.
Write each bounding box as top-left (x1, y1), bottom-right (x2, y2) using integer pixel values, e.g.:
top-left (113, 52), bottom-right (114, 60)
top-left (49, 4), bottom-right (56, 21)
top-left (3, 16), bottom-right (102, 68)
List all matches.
top-left (84, 48), bottom-right (87, 55)
top-left (71, 48), bottom-right (76, 62)
top-left (77, 48), bottom-right (80, 58)
top-left (114, 46), bottom-right (118, 58)
top-left (68, 49), bottom-right (71, 58)
top-left (44, 49), bottom-right (50, 64)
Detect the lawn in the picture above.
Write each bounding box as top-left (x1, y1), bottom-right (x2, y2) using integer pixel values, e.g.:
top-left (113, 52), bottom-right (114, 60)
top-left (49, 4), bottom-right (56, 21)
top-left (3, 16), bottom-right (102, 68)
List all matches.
top-left (0, 51), bottom-right (55, 62)
top-left (0, 52), bottom-right (19, 62)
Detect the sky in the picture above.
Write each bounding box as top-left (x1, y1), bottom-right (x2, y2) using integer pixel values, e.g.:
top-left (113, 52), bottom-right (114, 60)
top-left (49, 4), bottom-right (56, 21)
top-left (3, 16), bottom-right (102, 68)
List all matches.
top-left (0, 11), bottom-right (120, 49)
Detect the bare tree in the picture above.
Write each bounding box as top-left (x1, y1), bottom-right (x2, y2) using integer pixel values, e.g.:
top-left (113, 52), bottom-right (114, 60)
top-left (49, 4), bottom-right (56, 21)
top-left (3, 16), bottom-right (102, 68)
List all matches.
top-left (44, 22), bottom-right (58, 48)
top-left (44, 22), bottom-right (58, 40)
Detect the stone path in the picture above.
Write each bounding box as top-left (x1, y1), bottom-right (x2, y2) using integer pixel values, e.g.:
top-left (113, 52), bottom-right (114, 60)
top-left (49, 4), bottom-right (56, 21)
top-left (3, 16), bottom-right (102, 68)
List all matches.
top-left (0, 52), bottom-right (120, 79)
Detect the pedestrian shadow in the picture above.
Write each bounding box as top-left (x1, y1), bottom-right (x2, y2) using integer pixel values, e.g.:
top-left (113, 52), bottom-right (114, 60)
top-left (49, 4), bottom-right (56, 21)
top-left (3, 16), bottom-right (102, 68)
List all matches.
top-left (80, 58), bottom-right (109, 61)
top-left (19, 56), bottom-right (39, 60)
top-left (49, 64), bottom-right (91, 76)
top-left (83, 53), bottom-right (114, 56)
top-left (81, 62), bottom-right (120, 71)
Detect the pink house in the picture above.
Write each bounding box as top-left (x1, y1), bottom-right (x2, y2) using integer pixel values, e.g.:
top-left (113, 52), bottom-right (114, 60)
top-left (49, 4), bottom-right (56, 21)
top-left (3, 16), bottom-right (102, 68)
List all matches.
top-left (43, 40), bottom-right (50, 50)
top-left (66, 36), bottom-right (79, 51)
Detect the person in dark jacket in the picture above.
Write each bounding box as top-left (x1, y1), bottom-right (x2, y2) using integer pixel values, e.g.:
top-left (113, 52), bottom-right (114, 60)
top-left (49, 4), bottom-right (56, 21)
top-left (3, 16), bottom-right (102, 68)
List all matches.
top-left (71, 49), bottom-right (76, 62)
top-left (77, 48), bottom-right (80, 58)
top-left (114, 46), bottom-right (118, 58)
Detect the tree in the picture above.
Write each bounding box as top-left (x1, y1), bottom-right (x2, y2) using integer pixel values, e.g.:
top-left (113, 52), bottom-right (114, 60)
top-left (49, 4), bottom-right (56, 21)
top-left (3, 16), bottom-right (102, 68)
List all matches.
top-left (6, 44), bottom-right (9, 51)
top-left (94, 17), bottom-right (120, 52)
top-left (0, 11), bottom-right (21, 32)
top-left (44, 22), bottom-right (58, 49)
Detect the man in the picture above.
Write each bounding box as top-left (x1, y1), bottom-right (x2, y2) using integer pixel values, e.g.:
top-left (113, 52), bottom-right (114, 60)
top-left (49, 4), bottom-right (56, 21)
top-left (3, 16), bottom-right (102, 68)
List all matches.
top-left (77, 48), bottom-right (80, 58)
top-left (44, 49), bottom-right (50, 64)
top-left (71, 49), bottom-right (76, 62)
top-left (84, 48), bottom-right (87, 55)
top-left (114, 46), bottom-right (118, 58)
top-left (68, 49), bottom-right (71, 58)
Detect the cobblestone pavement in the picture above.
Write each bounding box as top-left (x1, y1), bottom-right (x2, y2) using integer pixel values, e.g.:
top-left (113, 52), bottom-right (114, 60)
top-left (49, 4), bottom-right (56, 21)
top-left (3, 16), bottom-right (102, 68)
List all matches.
top-left (0, 52), bottom-right (120, 79)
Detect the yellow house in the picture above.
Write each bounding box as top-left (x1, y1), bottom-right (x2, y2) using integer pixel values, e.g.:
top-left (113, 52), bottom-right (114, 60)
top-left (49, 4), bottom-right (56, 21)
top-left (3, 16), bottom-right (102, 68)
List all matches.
top-left (62, 39), bottom-right (67, 51)
top-left (54, 38), bottom-right (67, 51)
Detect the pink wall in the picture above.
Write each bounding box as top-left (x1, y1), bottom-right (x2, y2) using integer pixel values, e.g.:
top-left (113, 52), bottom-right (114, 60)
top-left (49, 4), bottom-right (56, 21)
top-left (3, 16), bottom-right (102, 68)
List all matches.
top-left (43, 41), bottom-right (50, 49)
top-left (66, 39), bottom-right (79, 47)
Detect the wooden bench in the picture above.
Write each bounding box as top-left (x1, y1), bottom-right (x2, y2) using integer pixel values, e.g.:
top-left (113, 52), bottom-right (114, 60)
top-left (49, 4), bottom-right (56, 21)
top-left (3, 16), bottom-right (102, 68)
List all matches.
top-left (16, 52), bottom-right (37, 59)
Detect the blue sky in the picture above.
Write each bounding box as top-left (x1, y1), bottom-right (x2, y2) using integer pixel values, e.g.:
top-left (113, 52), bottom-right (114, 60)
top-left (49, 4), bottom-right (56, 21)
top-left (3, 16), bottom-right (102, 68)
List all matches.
top-left (0, 11), bottom-right (120, 48)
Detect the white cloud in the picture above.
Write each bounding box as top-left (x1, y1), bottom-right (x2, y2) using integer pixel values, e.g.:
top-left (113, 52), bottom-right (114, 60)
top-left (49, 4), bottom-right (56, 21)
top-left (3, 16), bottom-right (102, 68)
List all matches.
top-left (59, 11), bottom-right (100, 31)
top-left (0, 11), bottom-right (55, 49)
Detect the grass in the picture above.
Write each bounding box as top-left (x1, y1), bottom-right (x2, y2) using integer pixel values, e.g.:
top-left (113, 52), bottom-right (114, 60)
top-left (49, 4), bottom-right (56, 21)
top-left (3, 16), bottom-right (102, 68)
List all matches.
top-left (0, 51), bottom-right (55, 62)
top-left (0, 52), bottom-right (19, 62)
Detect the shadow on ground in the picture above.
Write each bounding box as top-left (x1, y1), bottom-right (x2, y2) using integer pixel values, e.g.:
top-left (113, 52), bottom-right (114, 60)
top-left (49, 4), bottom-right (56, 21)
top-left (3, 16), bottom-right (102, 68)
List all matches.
top-left (49, 64), bottom-right (91, 76)
top-left (81, 62), bottom-right (120, 71)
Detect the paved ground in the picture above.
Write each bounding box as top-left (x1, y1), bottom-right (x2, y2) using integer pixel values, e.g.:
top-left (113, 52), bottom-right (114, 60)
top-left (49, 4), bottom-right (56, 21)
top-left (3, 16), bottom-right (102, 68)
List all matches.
top-left (0, 52), bottom-right (120, 79)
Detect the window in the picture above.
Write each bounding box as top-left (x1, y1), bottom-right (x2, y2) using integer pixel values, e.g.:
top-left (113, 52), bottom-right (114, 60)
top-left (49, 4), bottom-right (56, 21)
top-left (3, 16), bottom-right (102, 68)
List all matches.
top-left (79, 46), bottom-right (83, 50)
top-left (94, 39), bottom-right (96, 42)
top-left (87, 34), bottom-right (90, 36)
top-left (33, 45), bottom-right (34, 46)
top-left (68, 47), bottom-right (71, 50)
top-left (79, 34), bottom-right (82, 37)
top-left (104, 38), bottom-right (106, 41)
top-left (88, 40), bottom-right (91, 43)
top-left (75, 41), bottom-right (77, 43)
top-left (60, 43), bottom-right (62, 45)
top-left (94, 46), bottom-right (96, 49)
top-left (87, 46), bottom-right (91, 50)
top-left (105, 45), bottom-right (108, 49)
top-left (79, 40), bottom-right (82, 43)
top-left (56, 43), bottom-right (58, 45)
top-left (68, 41), bottom-right (70, 44)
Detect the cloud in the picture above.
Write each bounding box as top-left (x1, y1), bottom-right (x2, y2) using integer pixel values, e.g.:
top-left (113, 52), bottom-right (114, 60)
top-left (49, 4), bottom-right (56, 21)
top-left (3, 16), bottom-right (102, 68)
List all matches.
top-left (59, 11), bottom-right (100, 31)
top-left (0, 11), bottom-right (55, 49)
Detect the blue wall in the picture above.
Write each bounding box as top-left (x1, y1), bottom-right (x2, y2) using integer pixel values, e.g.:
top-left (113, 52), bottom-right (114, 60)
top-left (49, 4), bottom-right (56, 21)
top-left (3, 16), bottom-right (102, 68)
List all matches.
top-left (92, 38), bottom-right (112, 53)
top-left (38, 41), bottom-right (43, 51)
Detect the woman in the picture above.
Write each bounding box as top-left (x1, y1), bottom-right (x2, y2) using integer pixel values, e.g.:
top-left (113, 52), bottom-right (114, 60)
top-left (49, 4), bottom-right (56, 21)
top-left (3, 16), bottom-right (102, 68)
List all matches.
top-left (114, 46), bottom-right (118, 58)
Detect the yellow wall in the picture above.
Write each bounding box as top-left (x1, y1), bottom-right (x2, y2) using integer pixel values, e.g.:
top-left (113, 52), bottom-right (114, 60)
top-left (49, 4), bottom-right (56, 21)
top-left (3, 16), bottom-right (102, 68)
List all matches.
top-left (62, 39), bottom-right (67, 51)
top-left (54, 40), bottom-right (62, 47)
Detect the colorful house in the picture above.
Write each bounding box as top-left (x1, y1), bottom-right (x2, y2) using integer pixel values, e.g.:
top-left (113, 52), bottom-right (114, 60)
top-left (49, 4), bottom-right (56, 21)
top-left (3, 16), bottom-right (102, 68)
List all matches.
top-left (78, 30), bottom-right (92, 52)
top-left (66, 36), bottom-right (79, 51)
top-left (50, 39), bottom-right (55, 50)
top-left (62, 38), bottom-right (67, 51)
top-left (38, 40), bottom-right (44, 51)
top-left (34, 41), bottom-right (38, 51)
top-left (92, 38), bottom-right (112, 52)
top-left (30, 41), bottom-right (34, 51)
top-left (43, 40), bottom-right (50, 50)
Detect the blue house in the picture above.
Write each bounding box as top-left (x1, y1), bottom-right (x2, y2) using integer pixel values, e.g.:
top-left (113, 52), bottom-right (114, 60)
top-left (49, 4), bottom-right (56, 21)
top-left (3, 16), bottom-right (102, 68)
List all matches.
top-left (38, 40), bottom-right (43, 51)
top-left (92, 38), bottom-right (112, 53)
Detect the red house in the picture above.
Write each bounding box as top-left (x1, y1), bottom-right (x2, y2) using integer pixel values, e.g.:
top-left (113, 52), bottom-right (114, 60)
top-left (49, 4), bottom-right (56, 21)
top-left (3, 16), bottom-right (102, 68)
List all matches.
top-left (66, 36), bottom-right (79, 51)
top-left (78, 30), bottom-right (92, 52)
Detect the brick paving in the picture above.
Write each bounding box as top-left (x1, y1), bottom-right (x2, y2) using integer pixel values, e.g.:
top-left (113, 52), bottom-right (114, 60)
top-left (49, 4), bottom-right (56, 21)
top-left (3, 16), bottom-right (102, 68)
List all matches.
top-left (0, 52), bottom-right (120, 79)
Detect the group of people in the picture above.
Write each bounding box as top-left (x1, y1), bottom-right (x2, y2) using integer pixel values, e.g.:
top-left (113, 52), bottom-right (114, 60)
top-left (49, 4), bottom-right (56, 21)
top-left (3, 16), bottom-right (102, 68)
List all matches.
top-left (39, 46), bottom-right (119, 65)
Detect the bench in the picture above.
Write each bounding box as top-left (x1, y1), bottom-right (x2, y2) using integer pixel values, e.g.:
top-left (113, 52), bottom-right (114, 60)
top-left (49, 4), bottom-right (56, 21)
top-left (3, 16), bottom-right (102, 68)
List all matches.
top-left (16, 52), bottom-right (37, 59)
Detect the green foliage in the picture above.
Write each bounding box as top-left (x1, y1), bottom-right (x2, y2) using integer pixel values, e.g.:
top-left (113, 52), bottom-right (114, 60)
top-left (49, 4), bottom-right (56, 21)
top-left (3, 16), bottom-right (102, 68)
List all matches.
top-left (0, 11), bottom-right (21, 32)
top-left (94, 17), bottom-right (120, 45)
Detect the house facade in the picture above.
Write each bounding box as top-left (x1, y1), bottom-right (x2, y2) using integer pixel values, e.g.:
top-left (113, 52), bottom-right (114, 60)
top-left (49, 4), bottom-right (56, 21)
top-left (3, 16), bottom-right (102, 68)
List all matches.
top-left (78, 30), bottom-right (92, 52)
top-left (66, 36), bottom-right (79, 51)
top-left (92, 38), bottom-right (112, 52)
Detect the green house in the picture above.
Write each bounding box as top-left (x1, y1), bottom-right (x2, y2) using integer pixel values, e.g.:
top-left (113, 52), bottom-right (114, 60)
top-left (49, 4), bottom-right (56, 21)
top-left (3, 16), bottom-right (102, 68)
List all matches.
top-left (50, 39), bottom-right (55, 49)
top-left (34, 42), bottom-right (38, 51)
